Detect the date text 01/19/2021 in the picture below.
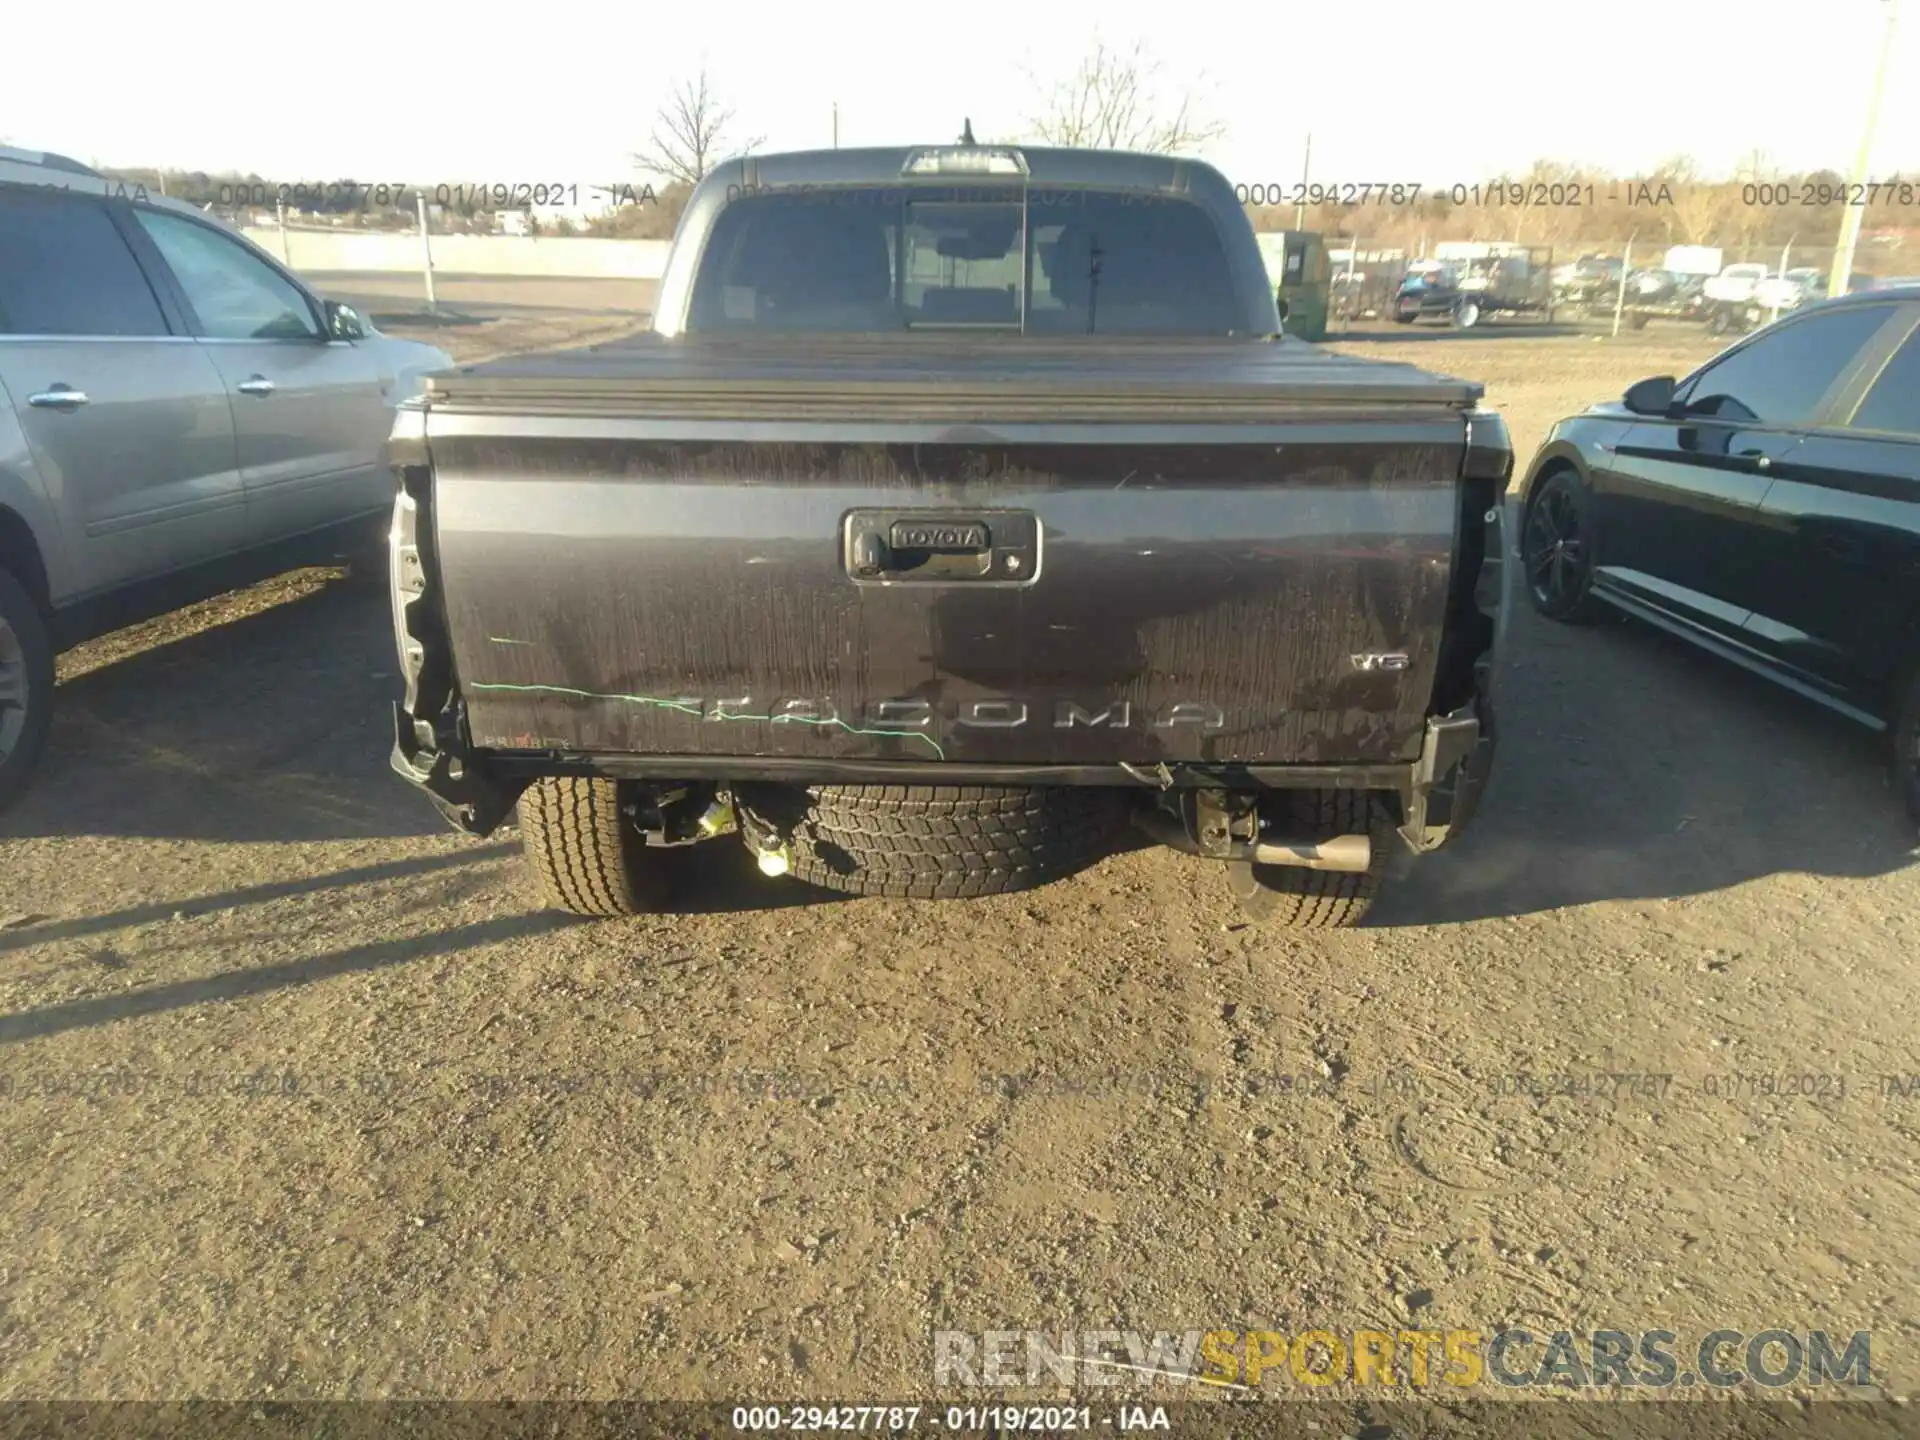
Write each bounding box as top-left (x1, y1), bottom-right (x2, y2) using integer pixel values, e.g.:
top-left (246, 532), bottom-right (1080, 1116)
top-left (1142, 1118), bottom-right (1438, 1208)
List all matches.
top-left (207, 180), bottom-right (661, 211)
top-left (729, 1405), bottom-right (1172, 1431)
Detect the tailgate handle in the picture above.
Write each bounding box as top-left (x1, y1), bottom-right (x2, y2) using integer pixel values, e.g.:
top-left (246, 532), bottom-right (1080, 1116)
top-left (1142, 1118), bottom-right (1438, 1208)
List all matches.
top-left (844, 509), bottom-right (1038, 585)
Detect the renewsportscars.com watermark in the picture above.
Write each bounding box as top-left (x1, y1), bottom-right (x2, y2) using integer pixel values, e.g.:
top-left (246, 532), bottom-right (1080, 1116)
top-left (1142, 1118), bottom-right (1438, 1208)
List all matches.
top-left (933, 1328), bottom-right (1875, 1392)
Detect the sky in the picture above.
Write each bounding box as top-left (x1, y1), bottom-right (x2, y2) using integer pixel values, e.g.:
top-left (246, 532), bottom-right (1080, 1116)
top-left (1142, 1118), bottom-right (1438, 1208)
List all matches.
top-left (8, 0), bottom-right (1915, 189)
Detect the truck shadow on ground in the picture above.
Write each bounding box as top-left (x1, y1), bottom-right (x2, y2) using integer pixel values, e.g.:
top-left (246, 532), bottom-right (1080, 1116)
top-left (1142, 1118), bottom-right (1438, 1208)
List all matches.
top-left (1371, 604), bottom-right (1919, 925)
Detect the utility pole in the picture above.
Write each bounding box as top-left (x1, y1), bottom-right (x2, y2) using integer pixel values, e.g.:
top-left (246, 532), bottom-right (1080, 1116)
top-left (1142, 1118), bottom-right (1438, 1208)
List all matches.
top-left (833, 103), bottom-right (839, 149)
top-left (1612, 230), bottom-right (1636, 338)
top-left (1830, 0), bottom-right (1901, 297)
top-left (1294, 130), bottom-right (1313, 231)
top-left (417, 193), bottom-right (437, 313)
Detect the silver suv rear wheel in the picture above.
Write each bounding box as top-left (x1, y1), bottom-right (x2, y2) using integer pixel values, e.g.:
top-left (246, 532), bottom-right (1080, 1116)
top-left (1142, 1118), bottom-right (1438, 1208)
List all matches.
top-left (0, 566), bottom-right (55, 815)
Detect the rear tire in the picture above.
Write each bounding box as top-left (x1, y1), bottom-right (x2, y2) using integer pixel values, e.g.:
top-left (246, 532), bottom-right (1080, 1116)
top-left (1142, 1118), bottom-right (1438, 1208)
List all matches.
top-left (0, 565), bottom-right (55, 817)
top-left (1225, 790), bottom-right (1386, 929)
top-left (517, 776), bottom-right (669, 916)
top-left (780, 784), bottom-right (1129, 899)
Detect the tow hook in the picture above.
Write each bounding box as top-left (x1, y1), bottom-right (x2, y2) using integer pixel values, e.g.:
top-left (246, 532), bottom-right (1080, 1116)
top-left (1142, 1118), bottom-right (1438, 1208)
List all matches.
top-left (734, 800), bottom-right (794, 877)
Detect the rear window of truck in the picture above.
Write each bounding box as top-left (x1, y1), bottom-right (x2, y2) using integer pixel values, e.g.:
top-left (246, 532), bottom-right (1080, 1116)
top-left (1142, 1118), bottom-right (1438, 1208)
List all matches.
top-left (685, 185), bottom-right (1242, 336)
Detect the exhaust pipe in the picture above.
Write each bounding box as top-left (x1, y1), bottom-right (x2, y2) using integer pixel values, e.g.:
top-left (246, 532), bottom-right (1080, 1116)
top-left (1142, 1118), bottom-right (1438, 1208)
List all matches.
top-left (1131, 809), bottom-right (1373, 873)
top-left (1251, 834), bottom-right (1372, 873)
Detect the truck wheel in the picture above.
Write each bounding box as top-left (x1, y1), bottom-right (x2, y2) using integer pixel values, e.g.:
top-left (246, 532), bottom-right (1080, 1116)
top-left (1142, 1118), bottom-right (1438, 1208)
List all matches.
top-left (1627, 312), bottom-right (1650, 331)
top-left (0, 565), bottom-right (55, 816)
top-left (516, 776), bottom-right (668, 917)
top-left (1453, 299), bottom-right (1482, 329)
top-left (1225, 790), bottom-right (1384, 928)
top-left (1522, 468), bottom-right (1605, 623)
top-left (1706, 307), bottom-right (1733, 336)
top-left (785, 784), bottom-right (1128, 899)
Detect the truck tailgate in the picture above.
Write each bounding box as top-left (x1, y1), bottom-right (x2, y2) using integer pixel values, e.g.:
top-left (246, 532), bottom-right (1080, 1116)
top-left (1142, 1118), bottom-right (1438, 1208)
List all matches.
top-left (414, 337), bottom-right (1481, 768)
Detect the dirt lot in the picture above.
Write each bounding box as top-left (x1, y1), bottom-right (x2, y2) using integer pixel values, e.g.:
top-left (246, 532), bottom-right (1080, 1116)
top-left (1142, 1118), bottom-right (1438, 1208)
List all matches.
top-left (2, 295), bottom-right (1917, 1414)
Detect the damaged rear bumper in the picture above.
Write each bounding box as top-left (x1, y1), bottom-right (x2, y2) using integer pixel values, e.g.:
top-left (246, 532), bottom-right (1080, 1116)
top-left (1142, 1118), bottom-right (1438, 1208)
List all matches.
top-left (392, 703), bottom-right (524, 838)
top-left (392, 705), bottom-right (1497, 848)
top-left (390, 615), bottom-right (1502, 863)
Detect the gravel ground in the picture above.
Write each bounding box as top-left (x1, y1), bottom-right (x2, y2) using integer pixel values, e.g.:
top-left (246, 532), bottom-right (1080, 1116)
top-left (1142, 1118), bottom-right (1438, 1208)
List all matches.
top-left (2, 307), bottom-right (1917, 1412)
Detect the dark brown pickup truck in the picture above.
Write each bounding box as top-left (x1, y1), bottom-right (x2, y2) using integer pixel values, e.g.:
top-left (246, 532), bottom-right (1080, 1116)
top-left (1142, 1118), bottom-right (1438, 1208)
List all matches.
top-left (389, 144), bottom-right (1511, 927)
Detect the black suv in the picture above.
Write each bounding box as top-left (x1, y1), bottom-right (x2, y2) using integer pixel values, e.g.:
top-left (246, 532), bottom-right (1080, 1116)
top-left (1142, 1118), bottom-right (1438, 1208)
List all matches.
top-left (1517, 287), bottom-right (1920, 821)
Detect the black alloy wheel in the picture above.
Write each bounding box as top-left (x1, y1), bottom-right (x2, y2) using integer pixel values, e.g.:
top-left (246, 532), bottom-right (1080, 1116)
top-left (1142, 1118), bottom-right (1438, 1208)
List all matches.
top-left (1523, 470), bottom-right (1603, 623)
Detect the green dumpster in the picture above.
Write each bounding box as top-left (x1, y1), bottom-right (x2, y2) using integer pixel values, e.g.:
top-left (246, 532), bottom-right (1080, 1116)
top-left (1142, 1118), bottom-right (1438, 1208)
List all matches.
top-left (1257, 231), bottom-right (1331, 341)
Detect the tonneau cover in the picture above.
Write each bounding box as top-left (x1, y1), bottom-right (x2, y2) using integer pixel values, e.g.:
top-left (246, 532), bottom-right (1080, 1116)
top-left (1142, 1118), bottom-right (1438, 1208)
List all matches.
top-left (422, 335), bottom-right (1483, 422)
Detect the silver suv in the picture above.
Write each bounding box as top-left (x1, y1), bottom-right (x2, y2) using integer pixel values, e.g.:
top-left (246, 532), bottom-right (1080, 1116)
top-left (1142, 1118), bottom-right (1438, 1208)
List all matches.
top-left (0, 147), bottom-right (453, 812)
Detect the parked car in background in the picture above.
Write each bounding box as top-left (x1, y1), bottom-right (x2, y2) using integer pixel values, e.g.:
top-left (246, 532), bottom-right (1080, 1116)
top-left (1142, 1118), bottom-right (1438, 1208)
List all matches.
top-left (1392, 261), bottom-right (1460, 323)
top-left (1518, 286), bottom-right (1920, 824)
top-left (1612, 271), bottom-right (1713, 330)
top-left (0, 147), bottom-right (454, 812)
top-left (1627, 268), bottom-right (1679, 303)
top-left (1699, 264), bottom-right (1830, 333)
top-left (1601, 268), bottom-right (1688, 324)
top-left (1698, 262), bottom-right (1775, 335)
top-left (1552, 254), bottom-right (1624, 307)
top-left (1702, 263), bottom-right (1772, 306)
top-left (1393, 246), bottom-right (1554, 328)
top-left (1751, 271), bottom-right (1824, 312)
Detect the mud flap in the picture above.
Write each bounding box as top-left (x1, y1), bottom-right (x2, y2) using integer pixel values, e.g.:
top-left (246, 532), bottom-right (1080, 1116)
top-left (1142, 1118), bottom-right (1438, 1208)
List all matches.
top-left (1397, 702), bottom-right (1493, 853)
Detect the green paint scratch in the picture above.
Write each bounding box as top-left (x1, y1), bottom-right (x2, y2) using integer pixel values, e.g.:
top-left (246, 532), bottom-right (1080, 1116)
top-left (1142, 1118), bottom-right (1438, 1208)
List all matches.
top-left (467, 680), bottom-right (946, 759)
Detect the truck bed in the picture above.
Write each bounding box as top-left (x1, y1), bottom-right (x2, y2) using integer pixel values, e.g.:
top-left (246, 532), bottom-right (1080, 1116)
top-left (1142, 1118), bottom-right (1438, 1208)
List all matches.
top-left (402, 336), bottom-right (1490, 773)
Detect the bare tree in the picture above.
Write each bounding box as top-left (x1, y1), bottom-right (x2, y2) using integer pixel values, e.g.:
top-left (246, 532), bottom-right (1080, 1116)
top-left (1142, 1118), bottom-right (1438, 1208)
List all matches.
top-left (1506, 157), bottom-right (1590, 246)
top-left (1653, 154), bottom-right (1746, 246)
top-left (1025, 40), bottom-right (1224, 154)
top-left (632, 70), bottom-right (763, 187)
